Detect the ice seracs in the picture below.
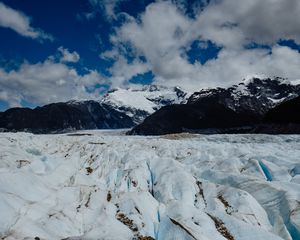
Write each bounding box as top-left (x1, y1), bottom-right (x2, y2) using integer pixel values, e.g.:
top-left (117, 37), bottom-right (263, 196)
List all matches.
top-left (0, 131), bottom-right (299, 239)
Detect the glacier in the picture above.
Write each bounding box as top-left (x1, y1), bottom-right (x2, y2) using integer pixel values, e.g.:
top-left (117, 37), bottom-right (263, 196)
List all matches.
top-left (0, 131), bottom-right (300, 240)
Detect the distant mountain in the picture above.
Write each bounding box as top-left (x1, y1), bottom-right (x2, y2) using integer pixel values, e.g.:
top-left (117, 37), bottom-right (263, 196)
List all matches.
top-left (3, 78), bottom-right (300, 135)
top-left (127, 102), bottom-right (250, 135)
top-left (129, 77), bottom-right (300, 135)
top-left (188, 77), bottom-right (300, 117)
top-left (0, 85), bottom-right (189, 133)
top-left (101, 85), bottom-right (189, 124)
top-left (0, 101), bottom-right (134, 133)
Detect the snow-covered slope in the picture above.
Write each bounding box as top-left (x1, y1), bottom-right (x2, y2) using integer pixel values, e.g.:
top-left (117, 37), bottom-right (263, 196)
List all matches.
top-left (0, 131), bottom-right (300, 240)
top-left (101, 85), bottom-right (189, 123)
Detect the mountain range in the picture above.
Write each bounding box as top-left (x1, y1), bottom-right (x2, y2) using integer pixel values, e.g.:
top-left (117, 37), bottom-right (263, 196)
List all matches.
top-left (0, 85), bottom-right (188, 133)
top-left (1, 77), bottom-right (300, 134)
top-left (129, 77), bottom-right (300, 135)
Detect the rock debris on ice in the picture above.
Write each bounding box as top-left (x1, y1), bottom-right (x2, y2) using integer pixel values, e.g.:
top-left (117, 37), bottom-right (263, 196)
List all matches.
top-left (0, 131), bottom-right (299, 240)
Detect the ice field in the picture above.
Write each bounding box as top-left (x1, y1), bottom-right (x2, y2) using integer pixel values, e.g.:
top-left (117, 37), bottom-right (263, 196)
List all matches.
top-left (0, 130), bottom-right (300, 240)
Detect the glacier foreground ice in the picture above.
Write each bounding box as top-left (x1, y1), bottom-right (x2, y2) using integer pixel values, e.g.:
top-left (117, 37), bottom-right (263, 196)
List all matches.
top-left (0, 131), bottom-right (300, 240)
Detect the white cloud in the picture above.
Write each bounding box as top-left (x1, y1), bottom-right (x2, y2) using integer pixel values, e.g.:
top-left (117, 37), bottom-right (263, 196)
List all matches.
top-left (0, 2), bottom-right (53, 41)
top-left (106, 2), bottom-right (199, 87)
top-left (108, 56), bottom-right (150, 87)
top-left (0, 57), bottom-right (105, 108)
top-left (102, 0), bottom-right (300, 91)
top-left (58, 47), bottom-right (80, 63)
top-left (87, 0), bottom-right (129, 21)
top-left (194, 0), bottom-right (300, 46)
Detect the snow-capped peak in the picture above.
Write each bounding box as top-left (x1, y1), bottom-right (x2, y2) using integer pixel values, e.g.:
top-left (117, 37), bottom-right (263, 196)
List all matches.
top-left (101, 85), bottom-right (190, 123)
top-left (283, 79), bottom-right (300, 86)
top-left (242, 74), bottom-right (268, 85)
top-left (188, 76), bottom-right (300, 115)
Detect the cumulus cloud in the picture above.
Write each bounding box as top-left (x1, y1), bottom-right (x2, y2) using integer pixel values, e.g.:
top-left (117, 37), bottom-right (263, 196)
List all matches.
top-left (102, 0), bottom-right (300, 90)
top-left (0, 53), bottom-right (105, 107)
top-left (194, 0), bottom-right (300, 46)
top-left (0, 2), bottom-right (53, 41)
top-left (108, 56), bottom-right (150, 87)
top-left (58, 47), bottom-right (80, 63)
top-left (105, 2), bottom-right (198, 87)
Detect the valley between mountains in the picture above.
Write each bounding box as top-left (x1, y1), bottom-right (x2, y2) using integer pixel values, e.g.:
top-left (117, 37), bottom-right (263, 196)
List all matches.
top-left (0, 131), bottom-right (300, 240)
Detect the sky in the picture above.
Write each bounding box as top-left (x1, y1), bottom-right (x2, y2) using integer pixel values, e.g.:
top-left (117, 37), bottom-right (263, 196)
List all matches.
top-left (1, 0), bottom-right (300, 110)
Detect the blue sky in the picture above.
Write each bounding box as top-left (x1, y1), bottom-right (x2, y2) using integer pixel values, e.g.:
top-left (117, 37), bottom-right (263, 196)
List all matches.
top-left (0, 0), bottom-right (120, 73)
top-left (1, 0), bottom-right (300, 111)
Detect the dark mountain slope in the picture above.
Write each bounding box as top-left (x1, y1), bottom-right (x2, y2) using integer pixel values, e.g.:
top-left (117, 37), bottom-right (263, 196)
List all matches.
top-left (264, 96), bottom-right (300, 124)
top-left (252, 96), bottom-right (300, 134)
top-left (0, 101), bottom-right (134, 133)
top-left (128, 102), bottom-right (253, 135)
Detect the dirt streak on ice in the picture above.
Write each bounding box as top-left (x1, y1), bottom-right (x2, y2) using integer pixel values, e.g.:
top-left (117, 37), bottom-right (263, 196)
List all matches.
top-left (0, 130), bottom-right (300, 240)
